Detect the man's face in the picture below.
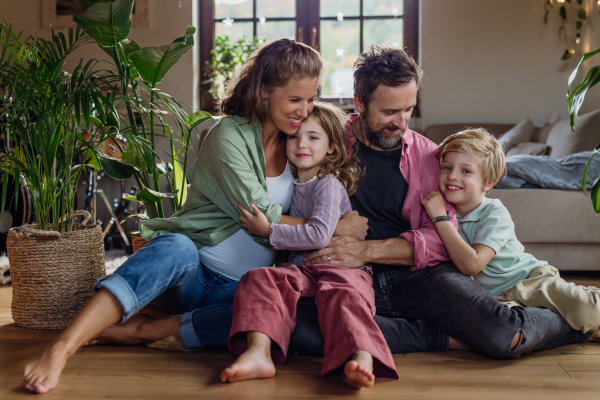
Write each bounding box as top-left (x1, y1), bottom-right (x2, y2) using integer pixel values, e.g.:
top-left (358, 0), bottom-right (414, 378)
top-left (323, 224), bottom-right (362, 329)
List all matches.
top-left (354, 81), bottom-right (418, 150)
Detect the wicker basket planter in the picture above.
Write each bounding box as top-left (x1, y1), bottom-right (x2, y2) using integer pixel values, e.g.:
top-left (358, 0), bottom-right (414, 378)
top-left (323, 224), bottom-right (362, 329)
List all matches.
top-left (131, 232), bottom-right (150, 254)
top-left (6, 211), bottom-right (105, 330)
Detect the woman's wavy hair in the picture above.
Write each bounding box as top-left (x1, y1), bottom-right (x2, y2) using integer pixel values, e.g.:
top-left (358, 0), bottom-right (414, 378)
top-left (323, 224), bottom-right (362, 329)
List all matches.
top-left (292, 102), bottom-right (363, 196)
top-left (219, 38), bottom-right (323, 122)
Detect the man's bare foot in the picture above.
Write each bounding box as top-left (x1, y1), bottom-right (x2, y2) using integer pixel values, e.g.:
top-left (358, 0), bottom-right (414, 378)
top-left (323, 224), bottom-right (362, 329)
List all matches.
top-left (344, 350), bottom-right (375, 389)
top-left (448, 337), bottom-right (473, 351)
top-left (220, 332), bottom-right (276, 383)
top-left (587, 328), bottom-right (600, 342)
top-left (85, 315), bottom-right (179, 346)
top-left (22, 341), bottom-right (69, 394)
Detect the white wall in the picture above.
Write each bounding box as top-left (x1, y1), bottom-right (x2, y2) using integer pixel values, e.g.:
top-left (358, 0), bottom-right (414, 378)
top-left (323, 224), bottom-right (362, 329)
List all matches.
top-left (420, 0), bottom-right (600, 128)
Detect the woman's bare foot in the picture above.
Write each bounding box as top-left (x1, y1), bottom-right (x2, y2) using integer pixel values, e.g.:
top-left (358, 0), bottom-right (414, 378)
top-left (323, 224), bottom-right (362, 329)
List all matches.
top-left (344, 350), bottom-right (375, 389)
top-left (85, 315), bottom-right (180, 346)
top-left (220, 332), bottom-right (276, 383)
top-left (22, 341), bottom-right (70, 394)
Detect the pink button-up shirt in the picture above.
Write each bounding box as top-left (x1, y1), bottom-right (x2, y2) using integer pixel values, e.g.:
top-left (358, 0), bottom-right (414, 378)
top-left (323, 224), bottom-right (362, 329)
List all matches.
top-left (346, 114), bottom-right (458, 271)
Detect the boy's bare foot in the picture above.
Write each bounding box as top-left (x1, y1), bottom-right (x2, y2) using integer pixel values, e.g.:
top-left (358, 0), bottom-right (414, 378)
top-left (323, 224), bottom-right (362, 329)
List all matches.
top-left (344, 350), bottom-right (375, 389)
top-left (220, 332), bottom-right (276, 383)
top-left (22, 341), bottom-right (69, 394)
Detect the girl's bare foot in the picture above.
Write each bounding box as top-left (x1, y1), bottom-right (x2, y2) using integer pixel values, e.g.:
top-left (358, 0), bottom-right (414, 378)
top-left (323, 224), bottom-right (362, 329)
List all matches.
top-left (220, 332), bottom-right (276, 383)
top-left (344, 350), bottom-right (375, 389)
top-left (22, 341), bottom-right (70, 394)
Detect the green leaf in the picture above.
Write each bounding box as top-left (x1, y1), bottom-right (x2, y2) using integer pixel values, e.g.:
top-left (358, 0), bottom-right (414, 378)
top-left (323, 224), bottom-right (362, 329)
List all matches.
top-left (73, 0), bottom-right (135, 47)
top-left (188, 110), bottom-right (217, 130)
top-left (172, 146), bottom-right (188, 207)
top-left (1, 171), bottom-right (8, 213)
top-left (98, 154), bottom-right (134, 180)
top-left (567, 48), bottom-right (600, 130)
top-left (560, 6), bottom-right (567, 20)
top-left (129, 26), bottom-right (196, 87)
top-left (581, 147), bottom-right (599, 195)
top-left (576, 20), bottom-right (583, 30)
top-left (577, 7), bottom-right (586, 19)
top-left (136, 187), bottom-right (178, 203)
top-left (123, 195), bottom-right (139, 202)
top-left (591, 177), bottom-right (600, 214)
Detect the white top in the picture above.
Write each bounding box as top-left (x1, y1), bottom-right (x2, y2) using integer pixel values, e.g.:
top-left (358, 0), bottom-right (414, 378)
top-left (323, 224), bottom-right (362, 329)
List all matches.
top-left (198, 162), bottom-right (294, 281)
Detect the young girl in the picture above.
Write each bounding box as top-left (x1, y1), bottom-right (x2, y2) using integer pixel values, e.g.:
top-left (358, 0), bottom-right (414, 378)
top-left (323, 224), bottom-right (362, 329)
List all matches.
top-left (220, 102), bottom-right (399, 389)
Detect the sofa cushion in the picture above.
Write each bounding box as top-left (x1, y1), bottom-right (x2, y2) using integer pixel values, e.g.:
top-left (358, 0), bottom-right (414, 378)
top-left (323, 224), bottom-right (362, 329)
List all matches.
top-left (505, 142), bottom-right (549, 157)
top-left (545, 109), bottom-right (600, 159)
top-left (497, 118), bottom-right (535, 152)
top-left (424, 123), bottom-right (516, 145)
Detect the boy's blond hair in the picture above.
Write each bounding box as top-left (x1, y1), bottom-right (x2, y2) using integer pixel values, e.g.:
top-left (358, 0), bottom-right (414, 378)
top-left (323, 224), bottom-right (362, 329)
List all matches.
top-left (435, 128), bottom-right (506, 193)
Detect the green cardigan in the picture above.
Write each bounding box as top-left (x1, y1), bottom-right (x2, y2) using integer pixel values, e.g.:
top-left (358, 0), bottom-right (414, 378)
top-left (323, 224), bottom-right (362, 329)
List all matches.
top-left (139, 115), bottom-right (283, 249)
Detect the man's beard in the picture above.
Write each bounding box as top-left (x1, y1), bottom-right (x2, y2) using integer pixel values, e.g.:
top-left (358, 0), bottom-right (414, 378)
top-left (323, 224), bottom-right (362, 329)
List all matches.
top-left (361, 109), bottom-right (406, 150)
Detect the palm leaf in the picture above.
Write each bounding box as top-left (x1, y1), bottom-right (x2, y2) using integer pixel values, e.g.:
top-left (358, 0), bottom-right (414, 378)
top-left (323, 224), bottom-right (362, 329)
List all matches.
top-left (73, 0), bottom-right (135, 48)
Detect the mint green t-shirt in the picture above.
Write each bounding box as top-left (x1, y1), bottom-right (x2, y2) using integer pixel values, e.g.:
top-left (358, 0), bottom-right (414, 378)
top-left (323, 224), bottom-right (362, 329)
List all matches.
top-left (457, 197), bottom-right (546, 297)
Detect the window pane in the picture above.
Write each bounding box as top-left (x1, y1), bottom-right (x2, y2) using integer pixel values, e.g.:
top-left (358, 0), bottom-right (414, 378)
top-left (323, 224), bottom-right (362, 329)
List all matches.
top-left (363, 19), bottom-right (403, 49)
top-left (319, 20), bottom-right (359, 96)
top-left (257, 21), bottom-right (296, 41)
top-left (363, 0), bottom-right (403, 17)
top-left (320, 0), bottom-right (359, 17)
top-left (215, 21), bottom-right (254, 43)
top-left (215, 0), bottom-right (253, 19)
top-left (257, 0), bottom-right (295, 18)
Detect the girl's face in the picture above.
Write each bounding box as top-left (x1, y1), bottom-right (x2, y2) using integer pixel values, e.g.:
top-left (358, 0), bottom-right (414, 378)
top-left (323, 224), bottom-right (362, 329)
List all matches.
top-left (286, 115), bottom-right (334, 175)
top-left (262, 77), bottom-right (319, 136)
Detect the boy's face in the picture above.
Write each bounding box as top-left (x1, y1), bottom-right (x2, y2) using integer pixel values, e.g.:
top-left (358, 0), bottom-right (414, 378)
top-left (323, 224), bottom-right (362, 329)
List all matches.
top-left (439, 151), bottom-right (493, 212)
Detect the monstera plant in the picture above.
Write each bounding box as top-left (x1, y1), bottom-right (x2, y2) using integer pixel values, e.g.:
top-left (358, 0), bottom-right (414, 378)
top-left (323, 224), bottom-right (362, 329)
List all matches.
top-left (567, 46), bottom-right (600, 213)
top-left (73, 0), bottom-right (217, 219)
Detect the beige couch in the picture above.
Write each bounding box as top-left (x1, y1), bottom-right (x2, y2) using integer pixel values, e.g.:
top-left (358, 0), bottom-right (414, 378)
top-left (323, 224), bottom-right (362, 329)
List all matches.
top-left (423, 113), bottom-right (600, 271)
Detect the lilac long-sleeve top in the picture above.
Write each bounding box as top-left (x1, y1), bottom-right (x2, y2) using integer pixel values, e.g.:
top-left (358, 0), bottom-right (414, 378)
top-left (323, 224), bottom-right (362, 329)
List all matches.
top-left (269, 174), bottom-right (353, 266)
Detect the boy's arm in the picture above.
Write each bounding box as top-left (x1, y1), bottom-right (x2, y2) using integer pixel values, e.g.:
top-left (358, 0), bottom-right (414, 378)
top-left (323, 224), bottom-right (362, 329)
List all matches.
top-left (421, 192), bottom-right (495, 276)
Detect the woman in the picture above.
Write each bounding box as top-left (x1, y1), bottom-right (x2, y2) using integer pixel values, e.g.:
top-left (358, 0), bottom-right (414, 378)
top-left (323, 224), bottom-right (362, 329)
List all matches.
top-left (21, 38), bottom-right (366, 394)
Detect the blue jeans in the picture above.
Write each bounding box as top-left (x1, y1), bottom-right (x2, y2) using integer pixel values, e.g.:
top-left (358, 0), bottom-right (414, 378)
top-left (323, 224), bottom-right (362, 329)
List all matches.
top-left (95, 233), bottom-right (236, 349)
top-left (291, 262), bottom-right (592, 358)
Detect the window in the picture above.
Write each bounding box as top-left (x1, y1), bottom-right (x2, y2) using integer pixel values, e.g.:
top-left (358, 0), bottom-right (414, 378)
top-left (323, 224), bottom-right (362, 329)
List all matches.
top-left (200, 0), bottom-right (418, 108)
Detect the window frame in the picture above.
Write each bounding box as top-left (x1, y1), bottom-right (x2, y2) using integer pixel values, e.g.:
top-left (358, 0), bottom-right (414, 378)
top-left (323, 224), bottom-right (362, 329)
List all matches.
top-left (199, 0), bottom-right (419, 110)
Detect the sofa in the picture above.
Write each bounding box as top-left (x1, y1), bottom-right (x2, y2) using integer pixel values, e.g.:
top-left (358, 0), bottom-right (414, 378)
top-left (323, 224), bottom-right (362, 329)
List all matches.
top-left (423, 110), bottom-right (600, 271)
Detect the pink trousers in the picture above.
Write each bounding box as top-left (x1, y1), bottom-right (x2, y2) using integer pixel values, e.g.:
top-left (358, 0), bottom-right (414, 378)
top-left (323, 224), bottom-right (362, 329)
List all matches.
top-left (229, 263), bottom-right (399, 380)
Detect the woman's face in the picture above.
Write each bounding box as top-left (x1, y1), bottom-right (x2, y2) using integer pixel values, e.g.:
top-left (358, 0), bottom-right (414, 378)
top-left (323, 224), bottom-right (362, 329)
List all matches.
top-left (262, 77), bottom-right (319, 136)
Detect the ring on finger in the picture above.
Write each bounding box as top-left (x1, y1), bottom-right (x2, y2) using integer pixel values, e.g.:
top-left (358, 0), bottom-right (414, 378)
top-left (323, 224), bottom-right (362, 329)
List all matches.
top-left (327, 255), bottom-right (331, 261)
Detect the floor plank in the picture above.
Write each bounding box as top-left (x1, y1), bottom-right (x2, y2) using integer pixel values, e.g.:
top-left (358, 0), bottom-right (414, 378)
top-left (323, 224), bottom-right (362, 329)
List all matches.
top-left (2, 274), bottom-right (600, 399)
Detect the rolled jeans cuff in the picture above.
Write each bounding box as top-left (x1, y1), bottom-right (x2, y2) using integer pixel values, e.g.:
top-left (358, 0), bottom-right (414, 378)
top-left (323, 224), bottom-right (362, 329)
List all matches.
top-left (180, 311), bottom-right (203, 349)
top-left (95, 274), bottom-right (139, 323)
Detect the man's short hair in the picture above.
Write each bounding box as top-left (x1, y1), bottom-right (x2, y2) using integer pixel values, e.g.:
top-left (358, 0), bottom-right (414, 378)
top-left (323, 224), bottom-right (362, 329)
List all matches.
top-left (353, 45), bottom-right (423, 108)
top-left (436, 128), bottom-right (506, 193)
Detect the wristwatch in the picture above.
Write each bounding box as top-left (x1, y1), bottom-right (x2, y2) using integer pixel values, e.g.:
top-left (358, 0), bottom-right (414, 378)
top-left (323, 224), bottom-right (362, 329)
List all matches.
top-left (431, 211), bottom-right (450, 225)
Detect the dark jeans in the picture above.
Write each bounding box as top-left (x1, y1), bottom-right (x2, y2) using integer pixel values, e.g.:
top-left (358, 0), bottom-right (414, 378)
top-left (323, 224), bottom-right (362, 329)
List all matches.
top-left (290, 262), bottom-right (592, 358)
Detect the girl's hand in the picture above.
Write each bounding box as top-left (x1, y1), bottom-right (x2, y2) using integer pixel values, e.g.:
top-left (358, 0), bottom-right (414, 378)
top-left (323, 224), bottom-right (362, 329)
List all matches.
top-left (421, 191), bottom-right (448, 220)
top-left (237, 204), bottom-right (273, 238)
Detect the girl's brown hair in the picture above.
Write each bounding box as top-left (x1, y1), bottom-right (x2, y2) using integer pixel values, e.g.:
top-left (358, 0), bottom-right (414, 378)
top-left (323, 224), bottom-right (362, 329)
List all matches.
top-left (295, 102), bottom-right (363, 196)
top-left (219, 38), bottom-right (323, 122)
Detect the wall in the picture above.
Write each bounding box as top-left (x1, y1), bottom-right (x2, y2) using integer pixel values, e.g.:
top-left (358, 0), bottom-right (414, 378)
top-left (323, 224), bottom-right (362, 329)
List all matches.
top-left (420, 0), bottom-right (600, 128)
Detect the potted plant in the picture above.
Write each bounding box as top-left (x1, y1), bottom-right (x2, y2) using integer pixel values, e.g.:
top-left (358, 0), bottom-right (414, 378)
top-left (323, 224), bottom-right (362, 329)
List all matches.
top-left (566, 46), bottom-right (600, 212)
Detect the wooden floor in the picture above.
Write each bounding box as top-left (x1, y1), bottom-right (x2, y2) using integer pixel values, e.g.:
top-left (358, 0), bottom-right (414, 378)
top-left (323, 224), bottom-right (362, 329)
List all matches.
top-left (2, 273), bottom-right (600, 399)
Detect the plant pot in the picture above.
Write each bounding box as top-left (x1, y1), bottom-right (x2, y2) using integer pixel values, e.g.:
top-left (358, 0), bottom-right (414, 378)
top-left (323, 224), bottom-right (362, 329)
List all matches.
top-left (7, 211), bottom-right (105, 330)
top-left (131, 232), bottom-right (150, 254)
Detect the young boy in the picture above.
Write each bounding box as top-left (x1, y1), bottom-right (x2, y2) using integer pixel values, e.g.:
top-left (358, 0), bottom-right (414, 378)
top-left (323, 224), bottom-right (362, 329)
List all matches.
top-left (421, 128), bottom-right (600, 336)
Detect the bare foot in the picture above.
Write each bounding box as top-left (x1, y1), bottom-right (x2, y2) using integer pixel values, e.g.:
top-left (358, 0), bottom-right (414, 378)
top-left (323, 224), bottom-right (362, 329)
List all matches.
top-left (22, 341), bottom-right (69, 394)
top-left (85, 315), bottom-right (179, 346)
top-left (448, 337), bottom-right (473, 351)
top-left (587, 328), bottom-right (600, 342)
top-left (344, 350), bottom-right (375, 389)
top-left (220, 332), bottom-right (276, 383)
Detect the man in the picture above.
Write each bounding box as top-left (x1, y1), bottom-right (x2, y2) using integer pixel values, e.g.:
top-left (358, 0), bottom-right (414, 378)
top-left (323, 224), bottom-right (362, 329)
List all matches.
top-left (290, 46), bottom-right (591, 357)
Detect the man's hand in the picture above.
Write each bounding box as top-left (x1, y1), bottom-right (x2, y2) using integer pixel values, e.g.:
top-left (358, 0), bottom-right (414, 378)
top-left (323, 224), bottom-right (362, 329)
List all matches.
top-left (421, 191), bottom-right (447, 220)
top-left (304, 236), bottom-right (369, 269)
top-left (237, 203), bottom-right (273, 238)
top-left (334, 210), bottom-right (369, 241)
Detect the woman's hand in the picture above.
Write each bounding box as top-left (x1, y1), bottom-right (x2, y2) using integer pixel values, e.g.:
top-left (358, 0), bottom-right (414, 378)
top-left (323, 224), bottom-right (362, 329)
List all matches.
top-left (237, 204), bottom-right (273, 238)
top-left (421, 191), bottom-right (448, 220)
top-left (333, 210), bottom-right (369, 241)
